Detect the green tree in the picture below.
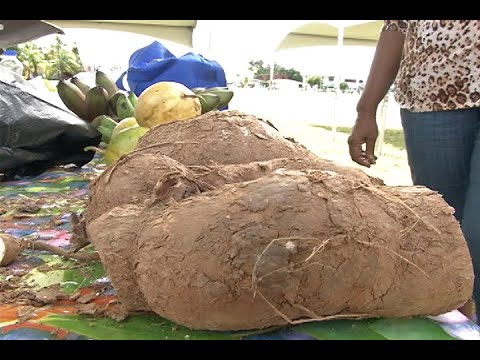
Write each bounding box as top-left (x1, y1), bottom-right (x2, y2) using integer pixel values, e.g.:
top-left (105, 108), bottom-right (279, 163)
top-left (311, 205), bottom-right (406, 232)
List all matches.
top-left (44, 36), bottom-right (84, 80)
top-left (275, 67), bottom-right (302, 82)
top-left (14, 43), bottom-right (47, 79)
top-left (8, 36), bottom-right (84, 80)
top-left (339, 81), bottom-right (350, 93)
top-left (306, 75), bottom-right (323, 88)
top-left (248, 60), bottom-right (303, 82)
top-left (248, 60), bottom-right (270, 81)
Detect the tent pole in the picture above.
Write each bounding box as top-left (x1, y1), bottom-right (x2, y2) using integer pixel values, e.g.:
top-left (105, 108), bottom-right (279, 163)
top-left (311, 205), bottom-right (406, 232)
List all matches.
top-left (270, 56), bottom-right (275, 90)
top-left (335, 25), bottom-right (344, 89)
top-left (332, 25), bottom-right (345, 142)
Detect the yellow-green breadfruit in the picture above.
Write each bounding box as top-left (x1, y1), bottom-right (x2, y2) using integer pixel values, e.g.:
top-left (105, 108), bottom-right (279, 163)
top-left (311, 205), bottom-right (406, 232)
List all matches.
top-left (104, 126), bottom-right (149, 165)
top-left (111, 117), bottom-right (139, 140)
top-left (134, 82), bottom-right (202, 128)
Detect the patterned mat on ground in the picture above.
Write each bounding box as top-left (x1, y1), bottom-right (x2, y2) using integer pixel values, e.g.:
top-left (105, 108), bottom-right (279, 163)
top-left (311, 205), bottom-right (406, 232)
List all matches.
top-left (1, 160), bottom-right (480, 340)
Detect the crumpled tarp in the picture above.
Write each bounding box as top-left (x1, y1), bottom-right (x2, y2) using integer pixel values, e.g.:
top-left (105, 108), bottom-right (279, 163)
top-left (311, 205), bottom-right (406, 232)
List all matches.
top-left (0, 65), bottom-right (101, 181)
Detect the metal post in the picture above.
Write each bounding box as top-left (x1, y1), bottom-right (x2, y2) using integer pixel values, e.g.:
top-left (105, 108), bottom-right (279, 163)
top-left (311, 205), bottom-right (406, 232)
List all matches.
top-left (270, 57), bottom-right (275, 90)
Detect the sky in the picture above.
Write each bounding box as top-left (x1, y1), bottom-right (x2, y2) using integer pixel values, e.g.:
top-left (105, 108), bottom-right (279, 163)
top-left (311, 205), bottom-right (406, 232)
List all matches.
top-left (32, 20), bottom-right (377, 84)
top-left (191, 20), bottom-right (377, 81)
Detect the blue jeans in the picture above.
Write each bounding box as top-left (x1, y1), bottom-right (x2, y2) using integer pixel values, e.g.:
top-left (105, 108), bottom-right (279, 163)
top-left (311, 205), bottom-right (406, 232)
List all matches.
top-left (401, 107), bottom-right (480, 318)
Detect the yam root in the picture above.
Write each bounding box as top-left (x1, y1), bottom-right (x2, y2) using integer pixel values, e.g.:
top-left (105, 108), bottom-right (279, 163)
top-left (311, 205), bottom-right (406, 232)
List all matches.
top-left (84, 154), bottom-right (191, 225)
top-left (136, 110), bottom-right (381, 183)
top-left (85, 152), bottom-right (381, 225)
top-left (83, 110), bottom-right (381, 226)
top-left (86, 205), bottom-right (149, 312)
top-left (87, 170), bottom-right (474, 331)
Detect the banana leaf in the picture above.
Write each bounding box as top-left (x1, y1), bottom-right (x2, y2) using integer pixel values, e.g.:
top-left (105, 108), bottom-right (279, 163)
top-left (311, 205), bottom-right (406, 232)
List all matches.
top-left (37, 313), bottom-right (457, 340)
top-left (39, 314), bottom-right (252, 340)
top-left (294, 318), bottom-right (456, 340)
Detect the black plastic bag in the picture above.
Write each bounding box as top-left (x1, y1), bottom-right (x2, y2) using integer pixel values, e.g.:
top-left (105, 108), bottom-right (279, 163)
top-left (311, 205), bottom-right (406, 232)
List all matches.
top-left (0, 66), bottom-right (101, 181)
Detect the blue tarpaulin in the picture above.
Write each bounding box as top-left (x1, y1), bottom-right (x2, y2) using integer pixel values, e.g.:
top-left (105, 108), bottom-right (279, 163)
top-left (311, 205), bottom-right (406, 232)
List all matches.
top-left (116, 41), bottom-right (227, 96)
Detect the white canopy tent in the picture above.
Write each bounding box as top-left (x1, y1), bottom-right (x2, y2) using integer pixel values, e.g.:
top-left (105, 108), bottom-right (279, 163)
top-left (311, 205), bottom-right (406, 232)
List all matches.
top-left (42, 20), bottom-right (383, 82)
top-left (44, 20), bottom-right (383, 49)
top-left (268, 20), bottom-right (383, 86)
top-left (47, 20), bottom-right (197, 48)
top-left (186, 20), bottom-right (384, 87)
top-left (276, 20), bottom-right (383, 50)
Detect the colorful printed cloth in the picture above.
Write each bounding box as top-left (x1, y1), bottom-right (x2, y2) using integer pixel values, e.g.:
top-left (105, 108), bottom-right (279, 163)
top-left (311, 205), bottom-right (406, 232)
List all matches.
top-left (1, 161), bottom-right (480, 340)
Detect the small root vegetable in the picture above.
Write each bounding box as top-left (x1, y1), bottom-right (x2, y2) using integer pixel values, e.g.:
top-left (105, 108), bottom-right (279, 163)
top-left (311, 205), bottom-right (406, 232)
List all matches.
top-left (0, 233), bottom-right (23, 266)
top-left (0, 233), bottom-right (98, 267)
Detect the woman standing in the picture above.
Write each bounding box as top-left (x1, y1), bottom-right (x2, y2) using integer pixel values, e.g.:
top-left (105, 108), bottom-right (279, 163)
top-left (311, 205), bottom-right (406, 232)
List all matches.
top-left (348, 20), bottom-right (480, 321)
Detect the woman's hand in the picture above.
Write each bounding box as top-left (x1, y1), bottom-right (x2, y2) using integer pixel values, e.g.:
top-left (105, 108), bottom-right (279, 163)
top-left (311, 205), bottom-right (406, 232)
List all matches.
top-left (348, 113), bottom-right (378, 168)
top-left (346, 26), bottom-right (405, 168)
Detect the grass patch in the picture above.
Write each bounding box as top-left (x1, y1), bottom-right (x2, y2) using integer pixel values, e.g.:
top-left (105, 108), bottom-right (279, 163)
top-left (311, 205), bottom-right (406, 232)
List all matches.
top-left (312, 125), bottom-right (406, 150)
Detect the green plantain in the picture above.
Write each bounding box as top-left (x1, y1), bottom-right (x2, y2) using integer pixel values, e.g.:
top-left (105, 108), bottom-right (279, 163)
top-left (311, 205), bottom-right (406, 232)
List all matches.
top-left (116, 93), bottom-right (135, 120)
top-left (91, 115), bottom-right (118, 132)
top-left (102, 125), bottom-right (148, 164)
top-left (111, 117), bottom-right (138, 140)
top-left (108, 91), bottom-right (128, 117)
top-left (85, 126), bottom-right (149, 165)
top-left (56, 80), bottom-right (89, 120)
top-left (127, 91), bottom-right (138, 108)
top-left (86, 86), bottom-right (110, 122)
top-left (95, 70), bottom-right (119, 97)
top-left (207, 86), bottom-right (229, 91)
top-left (70, 76), bottom-right (91, 96)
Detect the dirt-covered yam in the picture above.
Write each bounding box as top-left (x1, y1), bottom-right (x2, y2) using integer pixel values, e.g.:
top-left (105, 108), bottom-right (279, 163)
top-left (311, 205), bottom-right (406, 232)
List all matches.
top-left (139, 111), bottom-right (326, 166)
top-left (84, 154), bottom-right (192, 225)
top-left (128, 170), bottom-right (473, 331)
top-left (86, 205), bottom-right (149, 312)
top-left (84, 110), bottom-right (381, 224)
top-left (85, 153), bottom-right (381, 226)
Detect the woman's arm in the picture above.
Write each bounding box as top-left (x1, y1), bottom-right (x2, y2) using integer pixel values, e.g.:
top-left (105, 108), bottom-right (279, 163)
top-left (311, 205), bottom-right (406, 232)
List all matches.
top-left (348, 21), bottom-right (407, 167)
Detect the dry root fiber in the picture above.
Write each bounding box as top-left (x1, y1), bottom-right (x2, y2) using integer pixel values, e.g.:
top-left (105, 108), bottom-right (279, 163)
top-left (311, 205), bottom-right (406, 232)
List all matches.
top-left (86, 169), bottom-right (474, 331)
top-left (0, 232), bottom-right (98, 266)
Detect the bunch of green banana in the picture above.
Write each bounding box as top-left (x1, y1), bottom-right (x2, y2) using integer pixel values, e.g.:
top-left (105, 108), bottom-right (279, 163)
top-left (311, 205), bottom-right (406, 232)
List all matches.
top-left (57, 80), bottom-right (89, 120)
top-left (71, 76), bottom-right (91, 96)
top-left (191, 87), bottom-right (234, 114)
top-left (57, 70), bottom-right (138, 124)
top-left (86, 86), bottom-right (109, 121)
top-left (95, 70), bottom-right (119, 98)
top-left (109, 91), bottom-right (136, 120)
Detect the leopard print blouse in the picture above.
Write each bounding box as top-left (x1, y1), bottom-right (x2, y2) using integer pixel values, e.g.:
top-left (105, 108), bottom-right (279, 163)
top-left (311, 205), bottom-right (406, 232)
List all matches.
top-left (383, 20), bottom-right (480, 112)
